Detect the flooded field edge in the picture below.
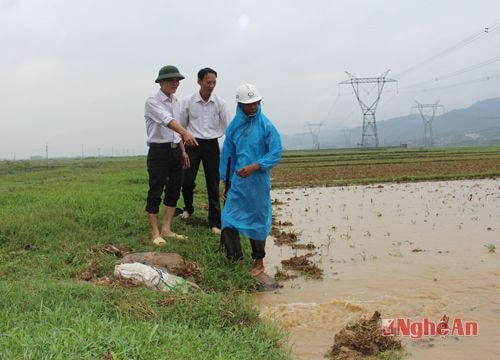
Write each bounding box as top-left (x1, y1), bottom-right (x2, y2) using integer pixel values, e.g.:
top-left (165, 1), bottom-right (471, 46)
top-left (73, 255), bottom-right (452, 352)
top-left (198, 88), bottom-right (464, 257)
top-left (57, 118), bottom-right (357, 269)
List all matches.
top-left (256, 179), bottom-right (500, 360)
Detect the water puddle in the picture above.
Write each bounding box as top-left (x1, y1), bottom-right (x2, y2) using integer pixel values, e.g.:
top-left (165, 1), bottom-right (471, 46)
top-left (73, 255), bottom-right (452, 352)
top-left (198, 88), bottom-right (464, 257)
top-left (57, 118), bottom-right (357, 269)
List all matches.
top-left (256, 179), bottom-right (500, 359)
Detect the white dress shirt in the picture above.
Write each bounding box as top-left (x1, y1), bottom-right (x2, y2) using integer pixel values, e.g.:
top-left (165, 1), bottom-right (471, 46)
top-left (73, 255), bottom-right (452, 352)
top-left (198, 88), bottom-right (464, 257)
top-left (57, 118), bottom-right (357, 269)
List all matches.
top-left (144, 90), bottom-right (182, 145)
top-left (180, 92), bottom-right (228, 139)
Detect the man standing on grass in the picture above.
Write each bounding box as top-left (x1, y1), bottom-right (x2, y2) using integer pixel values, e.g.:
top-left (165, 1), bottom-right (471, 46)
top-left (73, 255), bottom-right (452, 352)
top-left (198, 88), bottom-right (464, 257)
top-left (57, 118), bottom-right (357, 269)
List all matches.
top-left (220, 83), bottom-right (282, 277)
top-left (178, 68), bottom-right (228, 235)
top-left (144, 65), bottom-right (198, 245)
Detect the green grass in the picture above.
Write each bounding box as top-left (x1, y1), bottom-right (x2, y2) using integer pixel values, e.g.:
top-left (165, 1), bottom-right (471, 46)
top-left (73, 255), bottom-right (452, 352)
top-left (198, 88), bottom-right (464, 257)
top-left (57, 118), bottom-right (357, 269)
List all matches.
top-left (0, 158), bottom-right (288, 359)
top-left (0, 281), bottom-right (284, 360)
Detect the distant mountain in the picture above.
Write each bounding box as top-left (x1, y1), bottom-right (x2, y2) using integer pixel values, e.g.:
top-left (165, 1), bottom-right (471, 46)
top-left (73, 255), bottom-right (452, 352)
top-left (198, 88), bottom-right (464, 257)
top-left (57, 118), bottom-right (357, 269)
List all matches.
top-left (282, 98), bottom-right (500, 149)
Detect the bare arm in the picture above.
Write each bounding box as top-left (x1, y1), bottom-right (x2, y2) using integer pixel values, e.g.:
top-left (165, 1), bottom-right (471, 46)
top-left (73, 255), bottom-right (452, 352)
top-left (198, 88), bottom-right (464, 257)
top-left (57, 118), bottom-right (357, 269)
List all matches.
top-left (168, 120), bottom-right (199, 146)
top-left (145, 98), bottom-right (198, 146)
top-left (178, 141), bottom-right (190, 169)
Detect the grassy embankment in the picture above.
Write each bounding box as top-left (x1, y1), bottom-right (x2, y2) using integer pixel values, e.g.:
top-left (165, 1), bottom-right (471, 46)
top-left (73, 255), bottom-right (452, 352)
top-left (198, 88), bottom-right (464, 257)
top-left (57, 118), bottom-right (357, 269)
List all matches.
top-left (0, 158), bottom-right (287, 359)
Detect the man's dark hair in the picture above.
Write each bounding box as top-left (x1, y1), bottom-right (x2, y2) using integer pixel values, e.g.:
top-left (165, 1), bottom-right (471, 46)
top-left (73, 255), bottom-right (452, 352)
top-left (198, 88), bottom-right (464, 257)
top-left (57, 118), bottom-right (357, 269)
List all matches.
top-left (198, 67), bottom-right (217, 81)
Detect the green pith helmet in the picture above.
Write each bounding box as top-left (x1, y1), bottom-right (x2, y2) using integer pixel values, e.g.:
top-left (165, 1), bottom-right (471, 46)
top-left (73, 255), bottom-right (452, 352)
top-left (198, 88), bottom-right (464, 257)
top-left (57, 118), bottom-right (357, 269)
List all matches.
top-left (155, 65), bottom-right (185, 83)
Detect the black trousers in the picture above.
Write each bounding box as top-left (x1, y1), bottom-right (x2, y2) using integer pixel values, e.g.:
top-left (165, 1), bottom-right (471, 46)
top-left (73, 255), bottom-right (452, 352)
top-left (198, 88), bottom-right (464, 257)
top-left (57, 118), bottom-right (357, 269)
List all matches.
top-left (182, 138), bottom-right (221, 228)
top-left (145, 143), bottom-right (183, 214)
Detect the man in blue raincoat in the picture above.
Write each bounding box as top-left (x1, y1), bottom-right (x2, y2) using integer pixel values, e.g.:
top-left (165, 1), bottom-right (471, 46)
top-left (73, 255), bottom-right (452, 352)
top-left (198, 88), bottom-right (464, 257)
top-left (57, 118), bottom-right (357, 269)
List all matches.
top-left (219, 83), bottom-right (282, 277)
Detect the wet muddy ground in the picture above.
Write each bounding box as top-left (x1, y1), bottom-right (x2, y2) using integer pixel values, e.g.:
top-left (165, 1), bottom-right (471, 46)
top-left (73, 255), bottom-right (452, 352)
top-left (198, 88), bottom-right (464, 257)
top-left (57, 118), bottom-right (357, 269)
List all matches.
top-left (256, 179), bottom-right (500, 359)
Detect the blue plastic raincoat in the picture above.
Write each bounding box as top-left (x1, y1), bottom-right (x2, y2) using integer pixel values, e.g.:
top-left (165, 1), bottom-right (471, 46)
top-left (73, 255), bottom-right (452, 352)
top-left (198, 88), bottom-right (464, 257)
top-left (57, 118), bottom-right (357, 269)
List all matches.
top-left (220, 103), bottom-right (282, 240)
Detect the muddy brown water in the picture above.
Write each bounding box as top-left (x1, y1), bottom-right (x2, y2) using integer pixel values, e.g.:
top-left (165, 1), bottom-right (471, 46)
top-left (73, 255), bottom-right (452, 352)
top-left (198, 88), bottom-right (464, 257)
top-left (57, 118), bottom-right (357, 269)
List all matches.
top-left (255, 179), bottom-right (500, 359)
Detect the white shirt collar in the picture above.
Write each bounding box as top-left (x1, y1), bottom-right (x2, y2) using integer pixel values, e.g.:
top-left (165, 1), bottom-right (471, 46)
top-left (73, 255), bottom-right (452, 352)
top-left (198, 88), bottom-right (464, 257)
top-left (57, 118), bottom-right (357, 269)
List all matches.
top-left (193, 91), bottom-right (214, 104)
top-left (157, 90), bottom-right (176, 102)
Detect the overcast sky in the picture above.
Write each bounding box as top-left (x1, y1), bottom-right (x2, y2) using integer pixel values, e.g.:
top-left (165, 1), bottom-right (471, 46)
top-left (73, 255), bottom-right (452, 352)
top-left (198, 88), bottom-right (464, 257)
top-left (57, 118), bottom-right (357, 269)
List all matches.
top-left (1, 0), bottom-right (499, 159)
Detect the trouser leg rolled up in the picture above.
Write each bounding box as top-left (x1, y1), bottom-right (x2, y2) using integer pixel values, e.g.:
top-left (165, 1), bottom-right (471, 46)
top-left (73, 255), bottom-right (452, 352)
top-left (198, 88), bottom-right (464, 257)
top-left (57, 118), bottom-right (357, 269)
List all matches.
top-left (250, 239), bottom-right (266, 260)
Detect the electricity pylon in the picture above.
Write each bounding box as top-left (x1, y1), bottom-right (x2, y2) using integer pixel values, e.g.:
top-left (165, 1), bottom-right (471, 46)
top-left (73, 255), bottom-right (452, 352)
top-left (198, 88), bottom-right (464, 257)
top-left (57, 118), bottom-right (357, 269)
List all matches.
top-left (305, 123), bottom-right (323, 150)
top-left (295, 132), bottom-right (309, 149)
top-left (412, 101), bottom-right (444, 147)
top-left (339, 70), bottom-right (397, 147)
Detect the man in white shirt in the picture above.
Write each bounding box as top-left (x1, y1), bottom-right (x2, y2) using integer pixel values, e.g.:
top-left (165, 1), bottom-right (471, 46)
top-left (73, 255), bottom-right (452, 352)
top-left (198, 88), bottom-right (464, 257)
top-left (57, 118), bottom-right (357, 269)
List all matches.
top-left (144, 65), bottom-right (198, 245)
top-left (179, 68), bottom-right (228, 234)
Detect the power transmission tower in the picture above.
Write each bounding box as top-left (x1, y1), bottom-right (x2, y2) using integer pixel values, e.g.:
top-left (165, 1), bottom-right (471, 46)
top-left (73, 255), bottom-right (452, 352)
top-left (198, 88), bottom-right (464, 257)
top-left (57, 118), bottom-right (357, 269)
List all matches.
top-left (305, 123), bottom-right (323, 150)
top-left (412, 101), bottom-right (444, 147)
top-left (339, 70), bottom-right (397, 147)
top-left (294, 132), bottom-right (309, 149)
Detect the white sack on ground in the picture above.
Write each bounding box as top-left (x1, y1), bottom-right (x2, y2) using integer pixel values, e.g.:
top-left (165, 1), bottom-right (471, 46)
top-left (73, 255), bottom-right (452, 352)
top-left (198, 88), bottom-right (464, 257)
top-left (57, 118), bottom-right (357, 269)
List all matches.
top-left (114, 262), bottom-right (189, 293)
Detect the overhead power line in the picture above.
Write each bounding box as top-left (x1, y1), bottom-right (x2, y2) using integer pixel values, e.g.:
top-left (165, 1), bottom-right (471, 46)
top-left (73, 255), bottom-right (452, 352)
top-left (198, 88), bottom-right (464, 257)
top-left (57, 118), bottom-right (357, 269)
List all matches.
top-left (394, 19), bottom-right (500, 78)
top-left (323, 93), bottom-right (341, 122)
top-left (400, 57), bottom-right (500, 90)
top-left (403, 73), bottom-right (500, 93)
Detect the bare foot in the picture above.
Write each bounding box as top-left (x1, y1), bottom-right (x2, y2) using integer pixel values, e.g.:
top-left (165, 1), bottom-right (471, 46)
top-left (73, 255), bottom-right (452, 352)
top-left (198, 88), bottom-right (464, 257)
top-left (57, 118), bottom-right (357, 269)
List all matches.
top-left (179, 211), bottom-right (190, 221)
top-left (174, 207), bottom-right (183, 217)
top-left (161, 232), bottom-right (187, 240)
top-left (152, 236), bottom-right (166, 246)
top-left (211, 227), bottom-right (221, 235)
top-left (250, 265), bottom-right (264, 277)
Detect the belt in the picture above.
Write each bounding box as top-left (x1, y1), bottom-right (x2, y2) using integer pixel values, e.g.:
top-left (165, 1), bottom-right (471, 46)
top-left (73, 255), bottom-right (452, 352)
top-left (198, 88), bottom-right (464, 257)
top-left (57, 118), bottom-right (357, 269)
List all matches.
top-left (195, 138), bottom-right (218, 143)
top-left (149, 142), bottom-right (178, 148)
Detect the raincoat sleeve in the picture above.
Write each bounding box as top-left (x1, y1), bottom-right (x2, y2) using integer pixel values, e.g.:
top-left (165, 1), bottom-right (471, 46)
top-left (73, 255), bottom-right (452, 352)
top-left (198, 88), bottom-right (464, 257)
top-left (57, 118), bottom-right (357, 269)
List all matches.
top-left (257, 122), bottom-right (282, 171)
top-left (220, 132), bottom-right (236, 183)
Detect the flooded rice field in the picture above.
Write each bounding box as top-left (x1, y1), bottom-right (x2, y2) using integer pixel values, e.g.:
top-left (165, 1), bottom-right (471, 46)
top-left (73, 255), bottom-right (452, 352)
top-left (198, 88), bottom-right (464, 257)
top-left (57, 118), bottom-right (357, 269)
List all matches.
top-left (256, 179), bottom-right (500, 359)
